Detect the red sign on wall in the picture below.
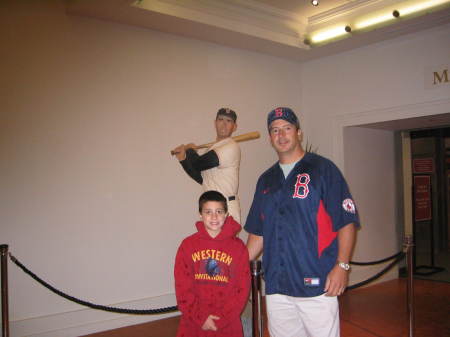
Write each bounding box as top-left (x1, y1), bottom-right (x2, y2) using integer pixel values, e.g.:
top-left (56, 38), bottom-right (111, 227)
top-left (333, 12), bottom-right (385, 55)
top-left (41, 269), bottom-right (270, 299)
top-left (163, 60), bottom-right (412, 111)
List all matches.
top-left (414, 175), bottom-right (432, 222)
top-left (413, 158), bottom-right (434, 174)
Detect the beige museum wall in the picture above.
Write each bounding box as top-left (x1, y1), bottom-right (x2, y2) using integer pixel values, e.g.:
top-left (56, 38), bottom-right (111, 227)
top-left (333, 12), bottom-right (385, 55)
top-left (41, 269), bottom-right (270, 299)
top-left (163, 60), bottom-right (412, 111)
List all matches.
top-left (300, 23), bottom-right (450, 284)
top-left (1, 0), bottom-right (450, 336)
top-left (0, 1), bottom-right (302, 336)
top-left (344, 127), bottom-right (398, 282)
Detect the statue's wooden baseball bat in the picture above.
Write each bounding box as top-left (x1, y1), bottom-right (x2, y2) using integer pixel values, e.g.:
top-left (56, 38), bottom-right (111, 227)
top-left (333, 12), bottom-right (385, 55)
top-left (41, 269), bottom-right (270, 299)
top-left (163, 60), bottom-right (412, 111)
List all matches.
top-left (171, 131), bottom-right (260, 155)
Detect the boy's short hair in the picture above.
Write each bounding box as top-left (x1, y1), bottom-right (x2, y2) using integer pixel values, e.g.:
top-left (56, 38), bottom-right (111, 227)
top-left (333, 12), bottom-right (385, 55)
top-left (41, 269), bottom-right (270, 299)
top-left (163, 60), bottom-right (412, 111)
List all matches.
top-left (199, 190), bottom-right (228, 213)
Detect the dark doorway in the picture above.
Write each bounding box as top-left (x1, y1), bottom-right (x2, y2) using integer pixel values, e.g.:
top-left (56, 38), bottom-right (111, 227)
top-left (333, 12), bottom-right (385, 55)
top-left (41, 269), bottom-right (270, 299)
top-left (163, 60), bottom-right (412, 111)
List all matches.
top-left (411, 127), bottom-right (450, 282)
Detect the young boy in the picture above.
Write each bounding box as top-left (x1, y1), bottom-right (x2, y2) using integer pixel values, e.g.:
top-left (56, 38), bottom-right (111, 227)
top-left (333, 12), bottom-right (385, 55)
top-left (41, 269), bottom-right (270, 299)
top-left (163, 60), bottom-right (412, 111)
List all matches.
top-left (174, 190), bottom-right (250, 337)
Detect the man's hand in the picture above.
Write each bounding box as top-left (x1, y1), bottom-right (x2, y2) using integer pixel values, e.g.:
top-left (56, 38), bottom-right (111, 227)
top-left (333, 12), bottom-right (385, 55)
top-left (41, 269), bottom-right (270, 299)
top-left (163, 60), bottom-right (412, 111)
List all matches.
top-left (202, 315), bottom-right (220, 331)
top-left (324, 264), bottom-right (348, 296)
top-left (324, 223), bottom-right (356, 296)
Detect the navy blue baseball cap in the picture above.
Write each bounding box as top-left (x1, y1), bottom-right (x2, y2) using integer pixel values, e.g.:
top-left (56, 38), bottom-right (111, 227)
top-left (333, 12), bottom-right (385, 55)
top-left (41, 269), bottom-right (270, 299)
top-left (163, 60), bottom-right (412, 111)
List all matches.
top-left (217, 108), bottom-right (237, 122)
top-left (267, 107), bottom-right (300, 130)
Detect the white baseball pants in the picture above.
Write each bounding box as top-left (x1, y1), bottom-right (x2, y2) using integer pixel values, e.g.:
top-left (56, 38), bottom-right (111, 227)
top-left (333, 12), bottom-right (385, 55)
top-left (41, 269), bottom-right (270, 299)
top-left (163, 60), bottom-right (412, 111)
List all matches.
top-left (266, 293), bottom-right (340, 337)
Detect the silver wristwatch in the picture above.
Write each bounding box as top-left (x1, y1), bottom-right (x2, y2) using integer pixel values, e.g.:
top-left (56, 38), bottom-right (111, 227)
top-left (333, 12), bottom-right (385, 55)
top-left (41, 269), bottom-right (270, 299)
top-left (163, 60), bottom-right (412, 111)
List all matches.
top-left (337, 262), bottom-right (350, 271)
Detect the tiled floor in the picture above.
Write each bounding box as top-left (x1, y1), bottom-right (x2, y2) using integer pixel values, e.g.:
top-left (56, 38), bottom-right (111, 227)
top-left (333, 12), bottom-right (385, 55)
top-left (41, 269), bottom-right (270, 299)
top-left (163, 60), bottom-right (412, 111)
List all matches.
top-left (83, 278), bottom-right (450, 337)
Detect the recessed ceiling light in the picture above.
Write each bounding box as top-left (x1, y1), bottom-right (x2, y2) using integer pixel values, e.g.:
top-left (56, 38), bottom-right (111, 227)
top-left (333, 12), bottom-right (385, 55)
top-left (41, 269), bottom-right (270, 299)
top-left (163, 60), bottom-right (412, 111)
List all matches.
top-left (311, 0), bottom-right (319, 7)
top-left (306, 0), bottom-right (450, 46)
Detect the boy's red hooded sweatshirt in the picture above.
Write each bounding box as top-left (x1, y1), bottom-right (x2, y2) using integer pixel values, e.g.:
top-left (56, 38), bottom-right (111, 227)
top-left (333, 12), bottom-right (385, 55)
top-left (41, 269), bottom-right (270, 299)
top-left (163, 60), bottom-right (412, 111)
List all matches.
top-left (174, 216), bottom-right (250, 337)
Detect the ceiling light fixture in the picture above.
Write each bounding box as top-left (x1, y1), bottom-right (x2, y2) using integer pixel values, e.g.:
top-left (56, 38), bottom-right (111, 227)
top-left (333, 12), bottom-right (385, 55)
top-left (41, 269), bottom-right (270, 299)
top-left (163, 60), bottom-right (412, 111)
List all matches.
top-left (400, 0), bottom-right (449, 15)
top-left (354, 12), bottom-right (395, 29)
top-left (355, 0), bottom-right (449, 29)
top-left (306, 0), bottom-right (450, 46)
top-left (310, 26), bottom-right (349, 43)
top-left (311, 0), bottom-right (319, 7)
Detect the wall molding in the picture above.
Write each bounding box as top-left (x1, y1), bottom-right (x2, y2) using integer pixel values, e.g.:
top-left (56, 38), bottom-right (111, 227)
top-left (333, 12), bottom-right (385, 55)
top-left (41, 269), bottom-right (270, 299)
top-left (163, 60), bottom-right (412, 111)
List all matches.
top-left (308, 0), bottom-right (384, 26)
top-left (332, 98), bottom-right (450, 171)
top-left (134, 0), bottom-right (306, 40)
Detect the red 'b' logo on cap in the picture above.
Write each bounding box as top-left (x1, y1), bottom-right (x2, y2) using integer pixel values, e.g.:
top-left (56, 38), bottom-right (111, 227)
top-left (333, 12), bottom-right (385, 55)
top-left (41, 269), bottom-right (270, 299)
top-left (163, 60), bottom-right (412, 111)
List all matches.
top-left (275, 108), bottom-right (283, 117)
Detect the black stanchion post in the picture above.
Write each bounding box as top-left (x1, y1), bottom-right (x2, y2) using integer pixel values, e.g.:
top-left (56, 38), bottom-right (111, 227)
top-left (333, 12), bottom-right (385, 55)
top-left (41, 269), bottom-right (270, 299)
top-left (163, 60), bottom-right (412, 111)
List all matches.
top-left (1, 244), bottom-right (10, 337)
top-left (250, 260), bottom-right (263, 337)
top-left (405, 236), bottom-right (415, 337)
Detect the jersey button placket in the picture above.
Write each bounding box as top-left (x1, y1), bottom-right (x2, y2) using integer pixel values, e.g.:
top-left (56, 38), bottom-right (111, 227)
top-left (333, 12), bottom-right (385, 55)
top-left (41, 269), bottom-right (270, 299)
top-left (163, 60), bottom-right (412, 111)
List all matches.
top-left (278, 210), bottom-right (285, 270)
top-left (278, 222), bottom-right (286, 290)
top-left (277, 197), bottom-right (289, 291)
top-left (277, 210), bottom-right (284, 251)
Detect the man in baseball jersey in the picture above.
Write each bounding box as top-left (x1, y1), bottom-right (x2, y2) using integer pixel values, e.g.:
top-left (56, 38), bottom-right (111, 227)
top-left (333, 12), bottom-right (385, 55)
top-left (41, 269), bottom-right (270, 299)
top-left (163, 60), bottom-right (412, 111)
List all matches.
top-left (172, 108), bottom-right (241, 223)
top-left (245, 107), bottom-right (359, 337)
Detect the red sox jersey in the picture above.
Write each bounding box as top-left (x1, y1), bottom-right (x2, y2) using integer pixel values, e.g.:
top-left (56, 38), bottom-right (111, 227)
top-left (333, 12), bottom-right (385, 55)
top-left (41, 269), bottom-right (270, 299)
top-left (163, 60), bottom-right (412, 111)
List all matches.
top-left (244, 152), bottom-right (360, 297)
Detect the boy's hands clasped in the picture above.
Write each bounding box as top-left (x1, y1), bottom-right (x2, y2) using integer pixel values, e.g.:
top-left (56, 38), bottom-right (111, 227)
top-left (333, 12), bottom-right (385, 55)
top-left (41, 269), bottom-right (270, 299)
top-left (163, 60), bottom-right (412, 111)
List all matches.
top-left (202, 314), bottom-right (220, 331)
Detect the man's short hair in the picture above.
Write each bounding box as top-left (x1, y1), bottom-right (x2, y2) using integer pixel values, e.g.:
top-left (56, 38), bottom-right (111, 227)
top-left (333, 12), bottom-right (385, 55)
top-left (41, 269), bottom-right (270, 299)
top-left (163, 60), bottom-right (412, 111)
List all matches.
top-left (216, 108), bottom-right (237, 122)
top-left (199, 190), bottom-right (228, 213)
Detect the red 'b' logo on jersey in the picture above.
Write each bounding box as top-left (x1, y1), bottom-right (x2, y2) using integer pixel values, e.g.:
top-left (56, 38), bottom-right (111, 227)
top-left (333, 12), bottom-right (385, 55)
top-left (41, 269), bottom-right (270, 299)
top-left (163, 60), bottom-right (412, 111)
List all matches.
top-left (293, 173), bottom-right (310, 199)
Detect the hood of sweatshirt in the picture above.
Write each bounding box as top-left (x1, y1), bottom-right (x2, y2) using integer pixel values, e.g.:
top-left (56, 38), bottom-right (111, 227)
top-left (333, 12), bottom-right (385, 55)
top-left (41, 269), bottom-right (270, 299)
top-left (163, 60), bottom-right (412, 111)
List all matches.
top-left (195, 215), bottom-right (241, 241)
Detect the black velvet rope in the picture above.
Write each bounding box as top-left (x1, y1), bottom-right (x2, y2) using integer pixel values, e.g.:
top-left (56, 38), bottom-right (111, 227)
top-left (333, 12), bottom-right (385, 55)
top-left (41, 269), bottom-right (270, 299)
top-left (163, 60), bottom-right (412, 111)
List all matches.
top-left (9, 250), bottom-right (406, 313)
top-left (9, 253), bottom-right (178, 315)
top-left (350, 251), bottom-right (403, 266)
top-left (346, 252), bottom-right (405, 290)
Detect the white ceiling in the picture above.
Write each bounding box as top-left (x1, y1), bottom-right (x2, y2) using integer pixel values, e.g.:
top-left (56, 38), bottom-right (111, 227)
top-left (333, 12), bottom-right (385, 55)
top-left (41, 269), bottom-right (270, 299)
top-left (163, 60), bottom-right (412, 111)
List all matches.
top-left (66, 0), bottom-right (450, 62)
top-left (256, 0), bottom-right (351, 14)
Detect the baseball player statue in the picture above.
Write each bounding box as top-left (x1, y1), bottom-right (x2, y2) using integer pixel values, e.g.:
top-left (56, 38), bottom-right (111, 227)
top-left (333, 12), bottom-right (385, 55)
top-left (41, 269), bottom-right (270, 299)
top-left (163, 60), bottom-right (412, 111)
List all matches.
top-left (172, 108), bottom-right (241, 223)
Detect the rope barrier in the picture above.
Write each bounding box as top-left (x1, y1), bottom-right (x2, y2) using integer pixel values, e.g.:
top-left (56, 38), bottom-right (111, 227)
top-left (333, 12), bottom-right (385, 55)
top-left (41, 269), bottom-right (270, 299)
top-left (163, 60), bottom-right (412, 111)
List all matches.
top-left (5, 247), bottom-right (405, 326)
top-left (347, 252), bottom-right (405, 290)
top-left (9, 253), bottom-right (178, 315)
top-left (350, 251), bottom-right (403, 266)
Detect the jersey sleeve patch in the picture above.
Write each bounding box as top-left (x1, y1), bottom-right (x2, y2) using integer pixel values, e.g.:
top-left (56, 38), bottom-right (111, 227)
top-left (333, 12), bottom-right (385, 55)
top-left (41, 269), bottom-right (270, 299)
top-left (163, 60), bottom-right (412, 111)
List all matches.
top-left (342, 198), bottom-right (356, 214)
